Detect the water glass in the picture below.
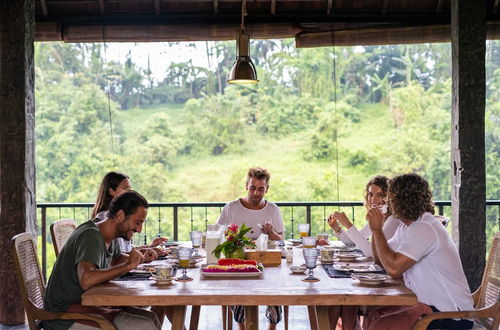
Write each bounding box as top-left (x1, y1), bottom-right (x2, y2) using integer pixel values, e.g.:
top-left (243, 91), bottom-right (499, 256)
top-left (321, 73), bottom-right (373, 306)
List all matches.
top-left (190, 230), bottom-right (202, 257)
top-left (176, 247), bottom-right (193, 281)
top-left (302, 247), bottom-right (320, 281)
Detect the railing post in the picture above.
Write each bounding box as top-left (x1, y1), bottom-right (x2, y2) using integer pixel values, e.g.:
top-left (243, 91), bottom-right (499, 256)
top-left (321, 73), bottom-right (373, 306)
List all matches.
top-left (306, 206), bottom-right (311, 235)
top-left (173, 206), bottom-right (178, 241)
top-left (41, 206), bottom-right (47, 281)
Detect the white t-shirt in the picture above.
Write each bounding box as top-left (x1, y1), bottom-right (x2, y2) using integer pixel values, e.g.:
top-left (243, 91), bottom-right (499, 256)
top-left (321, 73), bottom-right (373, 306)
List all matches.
top-left (95, 211), bottom-right (133, 253)
top-left (336, 216), bottom-right (401, 257)
top-left (216, 199), bottom-right (285, 239)
top-left (388, 212), bottom-right (473, 312)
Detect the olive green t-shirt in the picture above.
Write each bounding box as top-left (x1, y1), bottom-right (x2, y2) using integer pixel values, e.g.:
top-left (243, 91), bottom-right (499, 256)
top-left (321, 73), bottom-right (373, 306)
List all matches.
top-left (43, 220), bottom-right (121, 330)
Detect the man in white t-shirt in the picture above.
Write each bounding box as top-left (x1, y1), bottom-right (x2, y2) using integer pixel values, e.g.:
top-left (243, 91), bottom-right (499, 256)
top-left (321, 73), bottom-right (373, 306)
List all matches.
top-left (217, 167), bottom-right (284, 240)
top-left (365, 173), bottom-right (474, 330)
top-left (217, 167), bottom-right (284, 330)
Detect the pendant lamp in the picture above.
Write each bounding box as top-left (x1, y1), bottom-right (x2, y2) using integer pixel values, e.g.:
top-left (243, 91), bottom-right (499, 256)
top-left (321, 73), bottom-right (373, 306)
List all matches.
top-left (227, 0), bottom-right (259, 84)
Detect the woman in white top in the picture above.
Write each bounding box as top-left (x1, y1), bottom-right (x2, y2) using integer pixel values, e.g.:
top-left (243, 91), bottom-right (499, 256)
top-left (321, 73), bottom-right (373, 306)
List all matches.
top-left (327, 175), bottom-right (401, 257)
top-left (91, 171), bottom-right (166, 260)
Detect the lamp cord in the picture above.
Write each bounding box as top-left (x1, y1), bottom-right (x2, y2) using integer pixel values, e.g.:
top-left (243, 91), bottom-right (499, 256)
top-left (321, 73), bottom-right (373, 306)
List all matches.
top-left (330, 22), bottom-right (340, 211)
top-left (101, 23), bottom-right (117, 169)
top-left (240, 0), bottom-right (247, 32)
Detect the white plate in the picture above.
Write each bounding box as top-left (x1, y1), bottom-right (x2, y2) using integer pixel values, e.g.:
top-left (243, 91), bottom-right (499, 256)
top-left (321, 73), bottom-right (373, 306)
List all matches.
top-left (351, 273), bottom-right (390, 285)
top-left (290, 266), bottom-right (307, 274)
top-left (201, 269), bottom-right (263, 278)
top-left (336, 254), bottom-right (358, 262)
top-left (149, 276), bottom-right (174, 285)
top-left (333, 264), bottom-right (383, 272)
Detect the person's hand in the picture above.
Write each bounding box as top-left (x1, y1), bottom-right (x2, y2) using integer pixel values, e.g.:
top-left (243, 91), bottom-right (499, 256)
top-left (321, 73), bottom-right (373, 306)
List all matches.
top-left (366, 207), bottom-right (384, 232)
top-left (142, 248), bottom-right (158, 263)
top-left (261, 221), bottom-right (274, 234)
top-left (327, 214), bottom-right (342, 233)
top-left (126, 248), bottom-right (144, 269)
top-left (151, 247), bottom-right (168, 257)
top-left (333, 211), bottom-right (352, 228)
top-left (148, 237), bottom-right (168, 248)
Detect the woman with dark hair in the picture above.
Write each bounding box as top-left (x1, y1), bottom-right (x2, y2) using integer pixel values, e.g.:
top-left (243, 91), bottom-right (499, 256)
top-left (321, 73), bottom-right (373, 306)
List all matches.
top-left (364, 173), bottom-right (473, 330)
top-left (327, 175), bottom-right (401, 257)
top-left (92, 171), bottom-right (167, 258)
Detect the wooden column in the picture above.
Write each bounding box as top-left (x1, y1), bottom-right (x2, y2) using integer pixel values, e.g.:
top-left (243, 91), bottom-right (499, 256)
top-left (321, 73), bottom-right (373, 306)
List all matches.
top-left (0, 0), bottom-right (37, 324)
top-left (451, 0), bottom-right (486, 291)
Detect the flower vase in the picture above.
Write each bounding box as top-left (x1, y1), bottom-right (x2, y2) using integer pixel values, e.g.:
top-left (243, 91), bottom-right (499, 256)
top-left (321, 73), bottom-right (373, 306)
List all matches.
top-left (227, 248), bottom-right (246, 259)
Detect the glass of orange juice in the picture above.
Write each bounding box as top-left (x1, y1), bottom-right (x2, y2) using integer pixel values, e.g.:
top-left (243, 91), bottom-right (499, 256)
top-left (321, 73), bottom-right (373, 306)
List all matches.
top-left (298, 223), bottom-right (310, 238)
top-left (302, 236), bottom-right (317, 248)
top-left (176, 247), bottom-right (193, 281)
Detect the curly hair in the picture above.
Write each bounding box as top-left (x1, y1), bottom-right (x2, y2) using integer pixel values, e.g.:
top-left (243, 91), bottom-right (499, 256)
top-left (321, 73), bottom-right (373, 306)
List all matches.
top-left (247, 167), bottom-right (271, 185)
top-left (364, 175), bottom-right (390, 210)
top-left (388, 173), bottom-right (434, 221)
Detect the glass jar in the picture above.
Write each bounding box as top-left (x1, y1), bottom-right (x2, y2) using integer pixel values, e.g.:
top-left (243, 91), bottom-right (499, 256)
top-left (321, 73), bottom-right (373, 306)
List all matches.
top-left (286, 247), bottom-right (294, 263)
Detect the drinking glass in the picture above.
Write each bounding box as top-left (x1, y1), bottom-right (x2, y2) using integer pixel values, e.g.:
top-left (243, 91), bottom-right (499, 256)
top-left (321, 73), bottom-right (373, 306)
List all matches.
top-left (302, 236), bottom-right (317, 248)
top-left (190, 231), bottom-right (202, 257)
top-left (176, 247), bottom-right (194, 281)
top-left (298, 223), bottom-right (310, 238)
top-left (302, 248), bottom-right (320, 281)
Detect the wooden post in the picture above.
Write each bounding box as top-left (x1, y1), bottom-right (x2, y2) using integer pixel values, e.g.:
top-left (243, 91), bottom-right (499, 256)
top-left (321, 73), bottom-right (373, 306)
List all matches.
top-left (0, 0), bottom-right (37, 323)
top-left (451, 0), bottom-right (486, 291)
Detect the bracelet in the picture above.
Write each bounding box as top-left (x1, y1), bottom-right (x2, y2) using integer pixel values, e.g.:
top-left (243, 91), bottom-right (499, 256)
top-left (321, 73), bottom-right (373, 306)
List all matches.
top-left (335, 228), bottom-right (342, 235)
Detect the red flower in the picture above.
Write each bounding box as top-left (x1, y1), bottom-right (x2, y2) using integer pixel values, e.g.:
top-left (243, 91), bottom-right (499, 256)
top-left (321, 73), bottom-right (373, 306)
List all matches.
top-left (227, 235), bottom-right (234, 241)
top-left (228, 223), bottom-right (239, 233)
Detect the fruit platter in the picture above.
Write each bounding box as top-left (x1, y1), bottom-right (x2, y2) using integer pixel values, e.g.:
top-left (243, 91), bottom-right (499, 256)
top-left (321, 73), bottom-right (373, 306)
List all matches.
top-left (201, 258), bottom-right (264, 278)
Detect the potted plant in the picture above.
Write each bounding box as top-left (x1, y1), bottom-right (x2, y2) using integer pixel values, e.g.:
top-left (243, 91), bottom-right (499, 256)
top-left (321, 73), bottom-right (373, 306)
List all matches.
top-left (213, 223), bottom-right (256, 259)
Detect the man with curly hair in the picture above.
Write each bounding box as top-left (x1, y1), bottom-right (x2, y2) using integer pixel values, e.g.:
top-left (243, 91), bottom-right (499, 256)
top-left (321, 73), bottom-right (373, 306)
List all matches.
top-left (364, 173), bottom-right (473, 330)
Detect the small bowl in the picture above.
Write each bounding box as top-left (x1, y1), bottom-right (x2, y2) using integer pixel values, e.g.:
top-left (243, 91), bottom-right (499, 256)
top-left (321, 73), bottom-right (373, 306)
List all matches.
top-left (290, 265), bottom-right (307, 274)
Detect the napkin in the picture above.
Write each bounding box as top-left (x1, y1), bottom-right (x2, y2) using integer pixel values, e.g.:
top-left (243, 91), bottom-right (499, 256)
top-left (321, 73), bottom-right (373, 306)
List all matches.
top-left (256, 234), bottom-right (269, 251)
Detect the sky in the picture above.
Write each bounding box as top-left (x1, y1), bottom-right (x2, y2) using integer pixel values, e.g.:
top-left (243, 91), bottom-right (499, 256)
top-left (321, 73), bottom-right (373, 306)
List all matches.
top-left (105, 42), bottom-right (218, 81)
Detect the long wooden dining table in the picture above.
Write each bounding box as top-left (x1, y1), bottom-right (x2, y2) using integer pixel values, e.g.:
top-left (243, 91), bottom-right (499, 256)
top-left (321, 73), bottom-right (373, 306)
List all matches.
top-left (81, 252), bottom-right (417, 330)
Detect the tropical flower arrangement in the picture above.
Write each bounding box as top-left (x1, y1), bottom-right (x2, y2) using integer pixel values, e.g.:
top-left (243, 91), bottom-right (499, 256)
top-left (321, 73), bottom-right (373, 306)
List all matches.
top-left (213, 223), bottom-right (256, 259)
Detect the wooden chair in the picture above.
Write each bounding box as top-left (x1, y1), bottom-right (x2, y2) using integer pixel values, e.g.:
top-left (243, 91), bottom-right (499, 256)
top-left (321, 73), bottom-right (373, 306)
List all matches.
top-left (11, 232), bottom-right (115, 330)
top-left (50, 219), bottom-right (76, 256)
top-left (412, 231), bottom-right (500, 330)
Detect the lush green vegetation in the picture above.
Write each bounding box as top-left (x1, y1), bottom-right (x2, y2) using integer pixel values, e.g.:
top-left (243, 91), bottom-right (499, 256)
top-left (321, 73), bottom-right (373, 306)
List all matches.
top-left (35, 41), bottom-right (499, 272)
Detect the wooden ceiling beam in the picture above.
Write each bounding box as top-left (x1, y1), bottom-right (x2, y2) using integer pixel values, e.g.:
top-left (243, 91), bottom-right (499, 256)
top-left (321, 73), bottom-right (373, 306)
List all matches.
top-left (214, 0), bottom-right (218, 14)
top-left (40, 0), bottom-right (49, 17)
top-left (494, 0), bottom-right (499, 14)
top-left (327, 0), bottom-right (332, 15)
top-left (99, 0), bottom-right (105, 16)
top-left (154, 0), bottom-right (160, 15)
top-left (271, 0), bottom-right (276, 15)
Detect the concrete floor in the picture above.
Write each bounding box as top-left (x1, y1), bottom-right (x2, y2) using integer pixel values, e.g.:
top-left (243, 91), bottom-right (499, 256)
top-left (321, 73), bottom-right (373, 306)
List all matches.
top-left (0, 305), bottom-right (313, 330)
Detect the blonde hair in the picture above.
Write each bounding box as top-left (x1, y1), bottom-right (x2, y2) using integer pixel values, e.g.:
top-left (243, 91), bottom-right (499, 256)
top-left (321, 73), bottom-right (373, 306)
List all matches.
top-left (246, 167), bottom-right (271, 185)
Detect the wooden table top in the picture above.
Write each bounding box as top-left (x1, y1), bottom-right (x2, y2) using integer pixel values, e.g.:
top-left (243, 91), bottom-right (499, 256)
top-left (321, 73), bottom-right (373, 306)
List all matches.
top-left (82, 255), bottom-right (417, 307)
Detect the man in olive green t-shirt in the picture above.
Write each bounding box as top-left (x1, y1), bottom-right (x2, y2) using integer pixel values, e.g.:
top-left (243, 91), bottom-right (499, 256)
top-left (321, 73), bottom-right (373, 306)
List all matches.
top-left (43, 190), bottom-right (161, 330)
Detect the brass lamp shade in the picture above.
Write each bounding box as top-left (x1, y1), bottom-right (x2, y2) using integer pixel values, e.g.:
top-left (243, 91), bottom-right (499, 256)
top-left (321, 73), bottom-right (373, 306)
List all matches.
top-left (227, 33), bottom-right (259, 84)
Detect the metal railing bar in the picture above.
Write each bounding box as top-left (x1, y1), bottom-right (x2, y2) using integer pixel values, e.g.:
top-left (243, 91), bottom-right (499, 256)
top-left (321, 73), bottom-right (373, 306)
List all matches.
top-left (41, 206), bottom-right (47, 281)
